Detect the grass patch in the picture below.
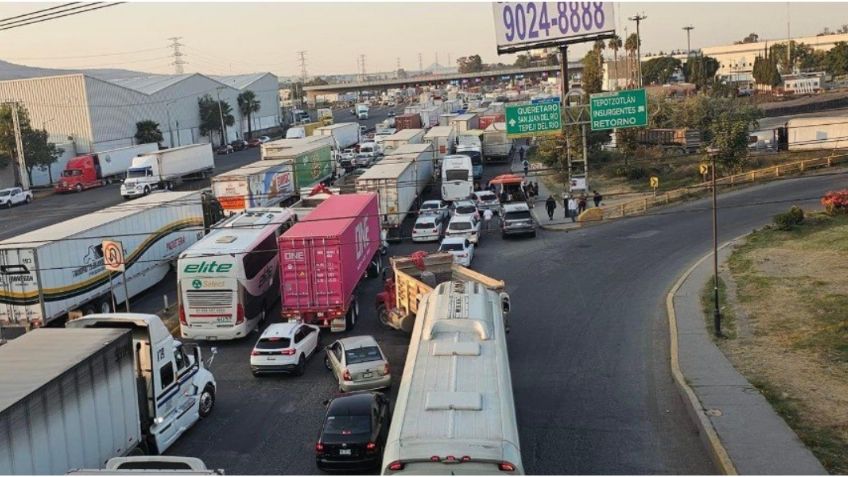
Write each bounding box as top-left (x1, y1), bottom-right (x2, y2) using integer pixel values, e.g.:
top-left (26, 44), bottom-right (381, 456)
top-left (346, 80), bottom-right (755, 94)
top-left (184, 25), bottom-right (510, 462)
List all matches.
top-left (700, 275), bottom-right (736, 340)
top-left (749, 377), bottom-right (848, 475)
top-left (722, 211), bottom-right (848, 474)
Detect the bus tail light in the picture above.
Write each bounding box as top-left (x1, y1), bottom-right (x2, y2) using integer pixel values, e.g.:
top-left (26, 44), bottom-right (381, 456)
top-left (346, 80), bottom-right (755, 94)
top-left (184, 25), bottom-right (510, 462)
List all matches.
top-left (235, 304), bottom-right (245, 325)
top-left (179, 304), bottom-right (186, 326)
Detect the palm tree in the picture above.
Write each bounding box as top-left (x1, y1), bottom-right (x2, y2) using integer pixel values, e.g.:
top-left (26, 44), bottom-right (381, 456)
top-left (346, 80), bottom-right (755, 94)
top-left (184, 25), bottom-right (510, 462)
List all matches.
top-left (593, 40), bottom-right (606, 89)
top-left (625, 33), bottom-right (641, 87)
top-left (134, 120), bottom-right (163, 146)
top-left (237, 90), bottom-right (262, 139)
top-left (608, 35), bottom-right (623, 90)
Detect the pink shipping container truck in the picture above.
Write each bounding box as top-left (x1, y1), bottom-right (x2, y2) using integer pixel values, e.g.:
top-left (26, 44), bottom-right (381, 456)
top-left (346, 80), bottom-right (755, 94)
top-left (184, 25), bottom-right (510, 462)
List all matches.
top-left (278, 193), bottom-right (383, 332)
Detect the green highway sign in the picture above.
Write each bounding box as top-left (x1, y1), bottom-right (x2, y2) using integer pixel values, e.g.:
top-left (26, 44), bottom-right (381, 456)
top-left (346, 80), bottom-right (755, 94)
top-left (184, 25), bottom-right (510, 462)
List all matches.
top-left (590, 89), bottom-right (648, 131)
top-left (505, 102), bottom-right (562, 138)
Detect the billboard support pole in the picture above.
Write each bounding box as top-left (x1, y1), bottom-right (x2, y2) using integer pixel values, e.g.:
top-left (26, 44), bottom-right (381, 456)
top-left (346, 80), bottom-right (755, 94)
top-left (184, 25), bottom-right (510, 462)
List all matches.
top-left (560, 46), bottom-right (570, 190)
top-left (122, 273), bottom-right (131, 312)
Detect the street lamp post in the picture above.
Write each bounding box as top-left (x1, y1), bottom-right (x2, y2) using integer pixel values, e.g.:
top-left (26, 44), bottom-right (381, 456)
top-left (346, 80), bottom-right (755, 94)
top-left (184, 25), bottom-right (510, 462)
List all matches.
top-left (683, 25), bottom-right (694, 57)
top-left (215, 87), bottom-right (227, 147)
top-left (165, 101), bottom-right (175, 147)
top-left (708, 147), bottom-right (722, 337)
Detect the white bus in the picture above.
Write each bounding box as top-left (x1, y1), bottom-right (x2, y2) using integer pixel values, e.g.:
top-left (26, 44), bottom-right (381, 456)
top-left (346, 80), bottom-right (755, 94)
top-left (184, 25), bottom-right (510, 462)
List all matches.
top-left (178, 207), bottom-right (296, 340)
top-left (440, 154), bottom-right (474, 202)
top-left (381, 280), bottom-right (522, 475)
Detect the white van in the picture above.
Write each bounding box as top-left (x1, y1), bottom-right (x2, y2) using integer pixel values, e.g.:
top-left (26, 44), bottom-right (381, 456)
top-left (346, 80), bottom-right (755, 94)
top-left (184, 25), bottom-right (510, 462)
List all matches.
top-left (178, 208), bottom-right (296, 340)
top-left (440, 154), bottom-right (474, 202)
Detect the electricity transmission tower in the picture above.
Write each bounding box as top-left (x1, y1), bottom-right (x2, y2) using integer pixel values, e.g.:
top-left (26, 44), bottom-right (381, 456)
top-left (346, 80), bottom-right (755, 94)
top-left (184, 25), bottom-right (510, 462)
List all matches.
top-left (168, 37), bottom-right (187, 74)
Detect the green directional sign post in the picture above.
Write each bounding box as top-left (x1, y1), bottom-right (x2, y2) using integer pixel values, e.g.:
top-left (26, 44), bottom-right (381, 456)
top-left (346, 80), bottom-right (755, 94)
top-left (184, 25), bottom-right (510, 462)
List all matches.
top-left (505, 101), bottom-right (562, 138)
top-left (589, 89), bottom-right (648, 131)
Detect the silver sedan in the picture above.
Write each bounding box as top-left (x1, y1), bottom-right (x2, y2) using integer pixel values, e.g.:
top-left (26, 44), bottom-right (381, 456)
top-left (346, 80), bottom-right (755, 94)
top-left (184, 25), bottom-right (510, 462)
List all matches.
top-left (324, 335), bottom-right (391, 393)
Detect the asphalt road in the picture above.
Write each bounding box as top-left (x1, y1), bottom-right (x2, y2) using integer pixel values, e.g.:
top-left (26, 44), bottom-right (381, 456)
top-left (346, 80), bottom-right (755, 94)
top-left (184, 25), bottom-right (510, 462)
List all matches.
top-left (0, 146), bottom-right (263, 241)
top-left (330, 104), bottom-right (406, 134)
top-left (161, 157), bottom-right (846, 474)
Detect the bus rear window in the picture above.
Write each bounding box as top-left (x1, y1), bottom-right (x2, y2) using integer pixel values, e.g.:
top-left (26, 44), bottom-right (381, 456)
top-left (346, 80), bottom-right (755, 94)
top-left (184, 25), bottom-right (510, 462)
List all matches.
top-left (445, 170), bottom-right (469, 181)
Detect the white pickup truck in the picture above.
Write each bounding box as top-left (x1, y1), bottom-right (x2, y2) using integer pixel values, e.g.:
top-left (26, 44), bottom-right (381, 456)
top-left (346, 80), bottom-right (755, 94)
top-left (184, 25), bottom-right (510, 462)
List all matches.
top-left (0, 187), bottom-right (32, 208)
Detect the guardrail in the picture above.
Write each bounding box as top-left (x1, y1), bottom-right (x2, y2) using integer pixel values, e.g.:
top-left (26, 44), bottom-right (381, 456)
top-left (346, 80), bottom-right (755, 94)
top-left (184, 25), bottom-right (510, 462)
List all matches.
top-left (598, 151), bottom-right (848, 220)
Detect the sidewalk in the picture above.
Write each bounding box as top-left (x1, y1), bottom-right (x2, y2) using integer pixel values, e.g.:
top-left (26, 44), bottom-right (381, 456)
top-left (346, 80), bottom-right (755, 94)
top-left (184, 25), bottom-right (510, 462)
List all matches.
top-left (669, 242), bottom-right (827, 475)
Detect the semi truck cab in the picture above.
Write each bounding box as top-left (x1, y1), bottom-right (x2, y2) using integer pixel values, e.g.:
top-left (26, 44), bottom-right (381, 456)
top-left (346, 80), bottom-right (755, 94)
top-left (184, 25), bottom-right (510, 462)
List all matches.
top-left (55, 155), bottom-right (103, 192)
top-left (121, 166), bottom-right (157, 198)
top-left (66, 313), bottom-right (217, 454)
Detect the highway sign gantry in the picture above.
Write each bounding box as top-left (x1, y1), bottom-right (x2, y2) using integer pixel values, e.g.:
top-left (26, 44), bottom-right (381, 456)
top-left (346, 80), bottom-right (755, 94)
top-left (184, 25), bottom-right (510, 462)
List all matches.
top-left (589, 88), bottom-right (648, 131)
top-left (505, 102), bottom-right (562, 138)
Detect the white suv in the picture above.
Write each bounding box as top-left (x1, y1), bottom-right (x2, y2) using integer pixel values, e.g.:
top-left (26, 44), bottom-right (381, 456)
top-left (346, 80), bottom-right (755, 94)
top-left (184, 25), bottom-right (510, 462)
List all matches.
top-left (0, 187), bottom-right (33, 208)
top-left (250, 322), bottom-right (320, 376)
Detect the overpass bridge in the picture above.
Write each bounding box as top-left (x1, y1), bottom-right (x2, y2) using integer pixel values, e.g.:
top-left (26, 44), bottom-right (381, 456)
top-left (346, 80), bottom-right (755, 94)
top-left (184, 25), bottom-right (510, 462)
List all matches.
top-left (297, 63), bottom-right (584, 103)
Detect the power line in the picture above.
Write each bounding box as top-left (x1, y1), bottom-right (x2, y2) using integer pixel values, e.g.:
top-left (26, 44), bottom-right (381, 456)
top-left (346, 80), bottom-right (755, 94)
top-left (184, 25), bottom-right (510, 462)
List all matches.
top-left (0, 2), bottom-right (79, 24)
top-left (168, 37), bottom-right (187, 75)
top-left (0, 2), bottom-right (88, 27)
top-left (2, 46), bottom-right (169, 61)
top-left (0, 3), bottom-right (124, 32)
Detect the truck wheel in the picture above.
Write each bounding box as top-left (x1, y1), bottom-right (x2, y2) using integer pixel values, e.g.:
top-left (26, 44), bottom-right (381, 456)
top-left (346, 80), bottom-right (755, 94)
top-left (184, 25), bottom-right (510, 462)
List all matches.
top-left (75, 184), bottom-right (83, 193)
top-left (98, 298), bottom-right (112, 314)
top-left (198, 384), bottom-right (215, 418)
top-left (82, 304), bottom-right (96, 316)
top-left (143, 186), bottom-right (150, 195)
top-left (377, 304), bottom-right (391, 328)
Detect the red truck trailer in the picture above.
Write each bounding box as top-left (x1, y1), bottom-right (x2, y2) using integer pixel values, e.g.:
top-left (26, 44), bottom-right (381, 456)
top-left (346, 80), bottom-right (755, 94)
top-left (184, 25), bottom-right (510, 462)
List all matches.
top-left (278, 193), bottom-right (383, 332)
top-left (394, 113), bottom-right (422, 131)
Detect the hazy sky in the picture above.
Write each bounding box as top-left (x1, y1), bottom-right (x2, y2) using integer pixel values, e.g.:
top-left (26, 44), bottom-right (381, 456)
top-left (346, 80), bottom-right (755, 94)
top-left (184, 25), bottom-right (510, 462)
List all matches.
top-left (0, 2), bottom-right (845, 77)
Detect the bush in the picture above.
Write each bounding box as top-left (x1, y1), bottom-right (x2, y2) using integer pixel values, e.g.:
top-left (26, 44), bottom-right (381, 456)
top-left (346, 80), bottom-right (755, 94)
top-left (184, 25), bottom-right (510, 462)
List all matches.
top-left (773, 206), bottom-right (805, 230)
top-left (613, 166), bottom-right (648, 180)
top-left (821, 190), bottom-right (848, 215)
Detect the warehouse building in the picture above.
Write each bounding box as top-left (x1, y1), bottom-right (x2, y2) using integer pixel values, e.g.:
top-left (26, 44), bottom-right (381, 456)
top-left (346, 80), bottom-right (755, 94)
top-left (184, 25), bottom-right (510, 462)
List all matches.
top-left (0, 71), bottom-right (280, 156)
top-left (211, 73), bottom-right (280, 135)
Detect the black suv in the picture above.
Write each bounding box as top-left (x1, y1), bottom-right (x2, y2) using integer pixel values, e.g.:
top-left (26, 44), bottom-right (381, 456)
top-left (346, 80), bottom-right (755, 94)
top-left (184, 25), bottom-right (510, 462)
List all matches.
top-left (315, 392), bottom-right (391, 472)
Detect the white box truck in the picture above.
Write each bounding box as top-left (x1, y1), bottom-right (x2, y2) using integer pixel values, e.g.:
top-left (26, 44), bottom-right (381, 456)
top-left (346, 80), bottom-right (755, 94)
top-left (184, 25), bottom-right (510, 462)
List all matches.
top-left (120, 144), bottom-right (214, 199)
top-left (315, 123), bottom-right (360, 150)
top-left (449, 113), bottom-right (479, 134)
top-left (483, 122), bottom-right (514, 163)
top-left (0, 191), bottom-right (223, 331)
top-left (786, 117), bottom-right (848, 151)
top-left (387, 143), bottom-right (436, 179)
top-left (419, 106), bottom-right (440, 129)
top-left (356, 152), bottom-right (433, 241)
top-left (0, 314), bottom-right (217, 475)
top-left (356, 103), bottom-right (369, 120)
top-left (424, 126), bottom-right (457, 163)
top-left (211, 159), bottom-right (295, 214)
top-left (380, 129), bottom-right (426, 154)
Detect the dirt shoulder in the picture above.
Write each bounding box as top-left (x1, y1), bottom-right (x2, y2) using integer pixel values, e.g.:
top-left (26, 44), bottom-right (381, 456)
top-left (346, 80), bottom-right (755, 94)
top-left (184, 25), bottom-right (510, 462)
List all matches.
top-left (720, 213), bottom-right (848, 474)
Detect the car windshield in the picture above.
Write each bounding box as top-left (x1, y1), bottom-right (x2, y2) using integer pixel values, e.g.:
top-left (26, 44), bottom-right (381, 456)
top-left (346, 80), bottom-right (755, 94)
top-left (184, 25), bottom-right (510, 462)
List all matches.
top-left (61, 170), bottom-right (82, 177)
top-left (440, 242), bottom-right (465, 251)
top-left (421, 202), bottom-right (440, 210)
top-left (456, 206), bottom-right (476, 214)
top-left (477, 192), bottom-right (496, 201)
top-left (0, 190), bottom-right (10, 196)
top-left (505, 211), bottom-right (533, 220)
top-left (450, 221), bottom-right (472, 231)
top-left (256, 337), bottom-right (291, 349)
top-left (323, 415), bottom-right (370, 436)
top-left (414, 221), bottom-right (436, 229)
top-left (344, 346), bottom-right (382, 364)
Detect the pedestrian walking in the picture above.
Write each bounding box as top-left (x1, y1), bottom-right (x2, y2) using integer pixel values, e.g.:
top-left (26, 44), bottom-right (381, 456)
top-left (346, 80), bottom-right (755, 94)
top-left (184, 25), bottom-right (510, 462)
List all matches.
top-left (522, 159), bottom-right (529, 177)
top-left (545, 195), bottom-right (556, 221)
top-left (562, 193), bottom-right (569, 219)
top-left (593, 190), bottom-right (602, 207)
top-left (568, 196), bottom-right (578, 222)
top-left (578, 195), bottom-right (587, 214)
top-left (483, 208), bottom-right (494, 230)
top-left (519, 146), bottom-right (526, 163)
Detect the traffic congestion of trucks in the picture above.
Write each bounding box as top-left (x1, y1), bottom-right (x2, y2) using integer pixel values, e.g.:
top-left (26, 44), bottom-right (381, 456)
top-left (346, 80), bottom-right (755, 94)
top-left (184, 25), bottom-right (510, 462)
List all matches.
top-left (55, 143), bottom-right (159, 193)
top-left (0, 84), bottom-right (527, 475)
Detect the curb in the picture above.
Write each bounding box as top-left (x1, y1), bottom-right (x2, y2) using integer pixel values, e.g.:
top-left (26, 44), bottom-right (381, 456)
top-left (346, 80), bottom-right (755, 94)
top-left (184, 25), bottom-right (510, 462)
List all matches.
top-left (666, 240), bottom-right (741, 475)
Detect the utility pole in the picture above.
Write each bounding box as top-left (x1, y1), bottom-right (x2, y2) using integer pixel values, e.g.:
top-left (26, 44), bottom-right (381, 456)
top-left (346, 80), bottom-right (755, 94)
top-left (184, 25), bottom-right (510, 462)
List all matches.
top-left (629, 14), bottom-right (647, 87)
top-left (9, 103), bottom-right (30, 190)
top-left (215, 87), bottom-right (227, 147)
top-left (559, 46), bottom-right (570, 184)
top-left (418, 53), bottom-right (423, 74)
top-left (296, 50), bottom-right (307, 109)
top-left (165, 102), bottom-right (175, 147)
top-left (786, 2), bottom-right (792, 71)
top-left (683, 25), bottom-right (694, 57)
top-left (168, 37), bottom-right (187, 74)
top-left (708, 148), bottom-right (721, 337)
top-left (359, 54), bottom-right (366, 81)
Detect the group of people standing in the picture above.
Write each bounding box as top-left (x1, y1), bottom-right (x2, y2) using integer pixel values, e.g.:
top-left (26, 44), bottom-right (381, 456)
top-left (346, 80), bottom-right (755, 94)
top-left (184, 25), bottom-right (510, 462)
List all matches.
top-left (545, 191), bottom-right (602, 222)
